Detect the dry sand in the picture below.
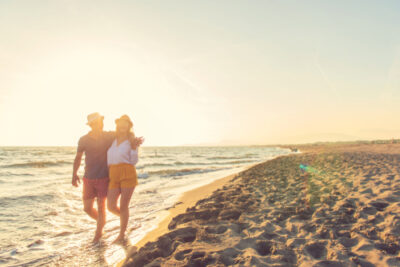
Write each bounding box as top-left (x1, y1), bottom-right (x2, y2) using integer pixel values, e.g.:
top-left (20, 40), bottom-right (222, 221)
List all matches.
top-left (120, 144), bottom-right (400, 267)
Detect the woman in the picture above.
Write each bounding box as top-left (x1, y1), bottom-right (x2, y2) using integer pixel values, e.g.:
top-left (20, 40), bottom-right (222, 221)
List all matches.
top-left (107, 114), bottom-right (142, 243)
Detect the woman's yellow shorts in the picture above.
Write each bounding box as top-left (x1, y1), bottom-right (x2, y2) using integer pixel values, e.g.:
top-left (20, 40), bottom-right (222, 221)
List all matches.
top-left (108, 163), bottom-right (138, 189)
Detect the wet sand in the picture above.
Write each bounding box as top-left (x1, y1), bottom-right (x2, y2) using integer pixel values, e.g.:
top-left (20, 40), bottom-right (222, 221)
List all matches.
top-left (120, 144), bottom-right (400, 266)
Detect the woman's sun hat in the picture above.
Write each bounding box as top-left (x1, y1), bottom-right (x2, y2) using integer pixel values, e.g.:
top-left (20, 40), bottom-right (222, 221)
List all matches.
top-left (87, 112), bottom-right (104, 125)
top-left (115, 114), bottom-right (133, 127)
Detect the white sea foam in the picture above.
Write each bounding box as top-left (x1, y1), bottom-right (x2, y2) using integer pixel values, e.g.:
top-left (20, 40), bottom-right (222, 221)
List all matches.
top-left (0, 146), bottom-right (291, 266)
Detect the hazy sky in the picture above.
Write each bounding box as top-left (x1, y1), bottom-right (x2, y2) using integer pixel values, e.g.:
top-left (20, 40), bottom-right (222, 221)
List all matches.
top-left (1, 1), bottom-right (400, 146)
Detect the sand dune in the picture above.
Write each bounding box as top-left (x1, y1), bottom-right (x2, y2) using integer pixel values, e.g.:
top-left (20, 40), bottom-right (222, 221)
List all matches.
top-left (122, 145), bottom-right (400, 266)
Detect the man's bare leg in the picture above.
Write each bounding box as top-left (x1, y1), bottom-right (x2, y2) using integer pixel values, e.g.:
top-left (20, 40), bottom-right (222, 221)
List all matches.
top-left (83, 198), bottom-right (98, 220)
top-left (93, 197), bottom-right (106, 243)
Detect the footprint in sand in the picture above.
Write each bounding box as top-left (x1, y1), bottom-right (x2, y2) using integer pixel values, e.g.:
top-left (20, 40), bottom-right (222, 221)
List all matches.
top-left (369, 200), bottom-right (389, 211)
top-left (205, 225), bottom-right (228, 234)
top-left (174, 248), bottom-right (192, 260)
top-left (255, 240), bottom-right (273, 256)
top-left (304, 242), bottom-right (326, 259)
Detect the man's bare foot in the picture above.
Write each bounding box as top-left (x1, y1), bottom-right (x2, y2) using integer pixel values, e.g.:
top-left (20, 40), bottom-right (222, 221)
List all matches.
top-left (92, 231), bottom-right (104, 243)
top-left (112, 234), bottom-right (125, 244)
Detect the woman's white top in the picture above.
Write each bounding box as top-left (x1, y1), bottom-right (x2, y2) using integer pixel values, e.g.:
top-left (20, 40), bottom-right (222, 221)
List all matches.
top-left (107, 139), bottom-right (138, 166)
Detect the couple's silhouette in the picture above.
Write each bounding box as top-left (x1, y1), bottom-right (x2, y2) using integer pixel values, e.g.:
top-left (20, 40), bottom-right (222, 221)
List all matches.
top-left (72, 112), bottom-right (144, 243)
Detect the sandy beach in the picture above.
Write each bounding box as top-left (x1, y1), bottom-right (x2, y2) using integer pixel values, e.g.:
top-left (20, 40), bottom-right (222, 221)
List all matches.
top-left (119, 143), bottom-right (400, 267)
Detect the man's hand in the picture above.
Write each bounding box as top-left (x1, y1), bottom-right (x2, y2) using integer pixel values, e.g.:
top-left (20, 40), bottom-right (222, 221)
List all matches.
top-left (72, 173), bottom-right (81, 187)
top-left (130, 136), bottom-right (145, 150)
top-left (72, 151), bottom-right (83, 187)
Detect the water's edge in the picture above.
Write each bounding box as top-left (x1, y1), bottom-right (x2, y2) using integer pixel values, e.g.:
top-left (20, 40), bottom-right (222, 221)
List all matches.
top-left (115, 149), bottom-right (297, 267)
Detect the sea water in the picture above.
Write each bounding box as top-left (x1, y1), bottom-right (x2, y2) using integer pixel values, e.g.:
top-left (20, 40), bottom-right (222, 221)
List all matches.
top-left (0, 146), bottom-right (290, 266)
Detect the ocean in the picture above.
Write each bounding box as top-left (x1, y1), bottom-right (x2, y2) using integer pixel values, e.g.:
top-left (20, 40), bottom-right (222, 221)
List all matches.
top-left (0, 146), bottom-right (291, 266)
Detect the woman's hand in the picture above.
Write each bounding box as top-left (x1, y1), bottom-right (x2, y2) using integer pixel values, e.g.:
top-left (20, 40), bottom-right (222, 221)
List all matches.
top-left (129, 136), bottom-right (144, 149)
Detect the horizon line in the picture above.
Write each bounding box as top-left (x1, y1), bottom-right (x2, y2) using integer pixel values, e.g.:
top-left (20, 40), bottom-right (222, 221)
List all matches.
top-left (0, 138), bottom-right (398, 148)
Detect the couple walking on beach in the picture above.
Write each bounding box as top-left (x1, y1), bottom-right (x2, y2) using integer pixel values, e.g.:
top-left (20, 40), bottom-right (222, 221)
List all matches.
top-left (72, 112), bottom-right (144, 243)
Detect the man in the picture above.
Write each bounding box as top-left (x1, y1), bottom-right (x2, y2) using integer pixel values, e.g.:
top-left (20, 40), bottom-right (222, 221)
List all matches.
top-left (72, 112), bottom-right (143, 242)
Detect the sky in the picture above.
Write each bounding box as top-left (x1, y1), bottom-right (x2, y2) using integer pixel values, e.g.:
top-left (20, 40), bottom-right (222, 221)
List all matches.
top-left (1, 0), bottom-right (400, 146)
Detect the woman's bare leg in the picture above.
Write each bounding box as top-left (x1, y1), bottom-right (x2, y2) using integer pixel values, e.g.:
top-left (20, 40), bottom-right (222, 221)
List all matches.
top-left (107, 188), bottom-right (121, 216)
top-left (114, 187), bottom-right (135, 242)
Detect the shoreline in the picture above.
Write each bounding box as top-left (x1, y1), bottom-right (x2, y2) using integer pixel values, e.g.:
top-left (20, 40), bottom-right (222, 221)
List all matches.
top-left (115, 155), bottom-right (289, 267)
top-left (119, 143), bottom-right (400, 266)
